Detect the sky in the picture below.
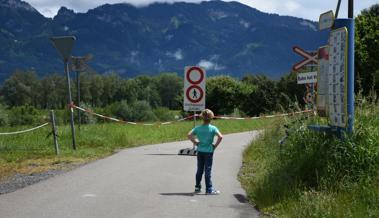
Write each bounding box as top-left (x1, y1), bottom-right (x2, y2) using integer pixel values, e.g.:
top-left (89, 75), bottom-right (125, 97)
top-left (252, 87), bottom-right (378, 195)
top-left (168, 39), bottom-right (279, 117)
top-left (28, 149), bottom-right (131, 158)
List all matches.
top-left (24, 0), bottom-right (378, 21)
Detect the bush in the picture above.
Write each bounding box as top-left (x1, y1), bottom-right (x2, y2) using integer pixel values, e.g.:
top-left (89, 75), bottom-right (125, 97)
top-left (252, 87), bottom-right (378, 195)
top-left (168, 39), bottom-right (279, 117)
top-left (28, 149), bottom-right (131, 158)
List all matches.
top-left (113, 100), bottom-right (156, 122)
top-left (76, 102), bottom-right (97, 124)
top-left (153, 107), bottom-right (175, 121)
top-left (8, 105), bottom-right (45, 126)
top-left (0, 104), bottom-right (8, 126)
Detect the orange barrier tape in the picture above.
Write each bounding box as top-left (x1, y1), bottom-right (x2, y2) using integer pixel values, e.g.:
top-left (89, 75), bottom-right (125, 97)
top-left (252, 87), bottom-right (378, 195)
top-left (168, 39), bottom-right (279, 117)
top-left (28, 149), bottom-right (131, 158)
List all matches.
top-left (72, 104), bottom-right (313, 126)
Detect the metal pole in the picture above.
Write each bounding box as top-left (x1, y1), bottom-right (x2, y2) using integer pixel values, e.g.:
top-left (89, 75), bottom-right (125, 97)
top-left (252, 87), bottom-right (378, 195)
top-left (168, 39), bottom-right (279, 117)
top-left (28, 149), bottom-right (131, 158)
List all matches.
top-left (346, 0), bottom-right (355, 133)
top-left (76, 71), bottom-right (81, 129)
top-left (50, 110), bottom-right (60, 155)
top-left (347, 17), bottom-right (355, 133)
top-left (334, 18), bottom-right (355, 133)
top-left (65, 60), bottom-right (77, 150)
top-left (335, 0), bottom-right (342, 18)
top-left (348, 0), bottom-right (354, 18)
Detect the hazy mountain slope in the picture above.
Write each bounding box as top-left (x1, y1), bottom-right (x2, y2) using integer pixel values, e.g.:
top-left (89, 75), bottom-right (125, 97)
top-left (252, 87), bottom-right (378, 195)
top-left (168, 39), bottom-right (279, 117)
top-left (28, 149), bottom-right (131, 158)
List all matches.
top-left (0, 0), bottom-right (327, 81)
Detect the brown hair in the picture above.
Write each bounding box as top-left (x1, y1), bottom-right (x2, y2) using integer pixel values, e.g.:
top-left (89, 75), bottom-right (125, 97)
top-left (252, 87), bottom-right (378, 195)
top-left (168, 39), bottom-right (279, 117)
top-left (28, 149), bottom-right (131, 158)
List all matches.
top-left (200, 109), bottom-right (214, 121)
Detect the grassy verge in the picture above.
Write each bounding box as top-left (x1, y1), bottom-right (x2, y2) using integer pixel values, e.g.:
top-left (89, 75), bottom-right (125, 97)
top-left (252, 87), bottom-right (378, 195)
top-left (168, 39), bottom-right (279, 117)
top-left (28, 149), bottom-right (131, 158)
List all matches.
top-left (240, 100), bottom-right (379, 217)
top-left (0, 118), bottom-right (273, 181)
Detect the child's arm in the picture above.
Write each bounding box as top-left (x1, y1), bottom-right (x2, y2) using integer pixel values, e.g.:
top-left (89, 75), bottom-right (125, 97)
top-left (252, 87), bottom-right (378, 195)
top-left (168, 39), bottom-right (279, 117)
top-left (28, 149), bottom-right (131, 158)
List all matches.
top-left (213, 131), bottom-right (223, 149)
top-left (187, 130), bottom-right (199, 145)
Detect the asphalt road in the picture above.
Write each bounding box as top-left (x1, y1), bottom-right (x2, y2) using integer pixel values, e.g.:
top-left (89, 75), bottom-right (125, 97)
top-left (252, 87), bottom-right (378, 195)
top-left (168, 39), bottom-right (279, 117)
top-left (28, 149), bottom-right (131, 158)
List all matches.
top-left (0, 131), bottom-right (260, 218)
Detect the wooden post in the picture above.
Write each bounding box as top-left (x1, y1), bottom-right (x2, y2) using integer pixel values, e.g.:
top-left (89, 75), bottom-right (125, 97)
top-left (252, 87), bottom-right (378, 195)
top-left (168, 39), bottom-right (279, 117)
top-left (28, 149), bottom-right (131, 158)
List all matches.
top-left (193, 111), bottom-right (196, 127)
top-left (50, 110), bottom-right (60, 155)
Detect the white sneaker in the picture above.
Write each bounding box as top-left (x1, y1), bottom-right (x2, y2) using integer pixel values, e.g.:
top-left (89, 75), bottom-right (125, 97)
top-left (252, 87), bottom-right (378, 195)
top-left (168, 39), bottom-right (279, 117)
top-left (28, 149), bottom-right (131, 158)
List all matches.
top-left (206, 189), bottom-right (220, 195)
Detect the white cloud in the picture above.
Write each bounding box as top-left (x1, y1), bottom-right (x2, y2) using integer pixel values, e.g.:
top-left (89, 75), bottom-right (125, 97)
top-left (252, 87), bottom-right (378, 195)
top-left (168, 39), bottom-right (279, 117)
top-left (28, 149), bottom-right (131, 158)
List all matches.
top-left (300, 21), bottom-right (317, 31)
top-left (198, 59), bottom-right (225, 71)
top-left (166, 49), bottom-right (183, 60)
top-left (285, 1), bottom-right (301, 12)
top-left (24, 0), bottom-right (377, 21)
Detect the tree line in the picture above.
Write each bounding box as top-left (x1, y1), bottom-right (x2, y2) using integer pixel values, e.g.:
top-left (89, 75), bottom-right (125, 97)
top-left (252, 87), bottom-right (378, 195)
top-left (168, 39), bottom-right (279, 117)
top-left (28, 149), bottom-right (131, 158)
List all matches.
top-left (0, 70), bottom-right (306, 118)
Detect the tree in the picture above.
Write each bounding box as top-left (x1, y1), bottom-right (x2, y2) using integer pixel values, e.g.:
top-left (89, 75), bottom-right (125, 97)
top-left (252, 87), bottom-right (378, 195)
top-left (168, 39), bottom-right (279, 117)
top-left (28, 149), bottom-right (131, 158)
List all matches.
top-left (239, 75), bottom-right (278, 116)
top-left (39, 74), bottom-right (66, 109)
top-left (101, 73), bottom-right (122, 106)
top-left (89, 74), bottom-right (104, 107)
top-left (355, 4), bottom-right (379, 95)
top-left (156, 73), bottom-right (182, 109)
top-left (1, 70), bottom-right (39, 107)
top-left (206, 76), bottom-right (240, 115)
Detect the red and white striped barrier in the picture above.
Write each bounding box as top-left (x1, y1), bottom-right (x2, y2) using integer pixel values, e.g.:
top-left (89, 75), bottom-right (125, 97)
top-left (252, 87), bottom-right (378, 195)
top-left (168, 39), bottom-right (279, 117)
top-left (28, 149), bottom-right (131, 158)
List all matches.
top-left (71, 104), bottom-right (313, 126)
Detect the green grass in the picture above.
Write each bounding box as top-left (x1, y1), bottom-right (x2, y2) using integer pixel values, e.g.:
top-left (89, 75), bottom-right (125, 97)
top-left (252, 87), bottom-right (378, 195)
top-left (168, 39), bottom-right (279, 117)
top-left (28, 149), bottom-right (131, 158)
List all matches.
top-left (0, 118), bottom-right (273, 181)
top-left (240, 100), bottom-right (379, 217)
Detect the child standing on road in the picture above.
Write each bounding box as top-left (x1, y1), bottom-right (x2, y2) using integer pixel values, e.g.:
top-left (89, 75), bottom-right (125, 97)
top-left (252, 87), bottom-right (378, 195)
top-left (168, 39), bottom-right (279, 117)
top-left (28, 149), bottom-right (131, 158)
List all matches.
top-left (187, 109), bottom-right (223, 195)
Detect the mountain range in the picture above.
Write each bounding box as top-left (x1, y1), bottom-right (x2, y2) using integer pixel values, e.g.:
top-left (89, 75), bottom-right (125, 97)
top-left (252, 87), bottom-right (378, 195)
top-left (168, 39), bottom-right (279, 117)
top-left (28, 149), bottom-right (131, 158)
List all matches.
top-left (0, 0), bottom-right (328, 82)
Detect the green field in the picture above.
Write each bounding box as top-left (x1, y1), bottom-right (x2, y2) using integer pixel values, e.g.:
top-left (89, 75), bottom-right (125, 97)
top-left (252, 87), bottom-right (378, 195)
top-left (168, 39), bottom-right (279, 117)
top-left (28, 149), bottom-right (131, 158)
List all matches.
top-left (0, 118), bottom-right (274, 181)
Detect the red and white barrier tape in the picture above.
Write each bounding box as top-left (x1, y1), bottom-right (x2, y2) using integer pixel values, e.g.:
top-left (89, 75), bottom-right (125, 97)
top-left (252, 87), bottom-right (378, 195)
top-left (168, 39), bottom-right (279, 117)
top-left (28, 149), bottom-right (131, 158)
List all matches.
top-left (72, 104), bottom-right (313, 126)
top-left (0, 123), bottom-right (49, 135)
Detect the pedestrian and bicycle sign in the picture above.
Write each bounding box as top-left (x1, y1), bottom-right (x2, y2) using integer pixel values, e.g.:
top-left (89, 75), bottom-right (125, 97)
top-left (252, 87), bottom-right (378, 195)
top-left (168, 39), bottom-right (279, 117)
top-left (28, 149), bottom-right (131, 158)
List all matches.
top-left (184, 66), bottom-right (206, 111)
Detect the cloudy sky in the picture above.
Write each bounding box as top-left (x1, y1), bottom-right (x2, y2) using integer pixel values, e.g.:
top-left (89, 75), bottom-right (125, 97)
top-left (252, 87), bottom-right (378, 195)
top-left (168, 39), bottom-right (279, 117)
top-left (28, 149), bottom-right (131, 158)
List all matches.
top-left (24, 0), bottom-right (377, 21)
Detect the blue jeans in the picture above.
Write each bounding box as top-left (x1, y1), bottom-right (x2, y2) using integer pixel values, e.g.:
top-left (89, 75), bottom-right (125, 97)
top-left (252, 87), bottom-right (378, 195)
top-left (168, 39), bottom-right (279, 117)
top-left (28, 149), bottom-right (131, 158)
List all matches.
top-left (195, 152), bottom-right (214, 192)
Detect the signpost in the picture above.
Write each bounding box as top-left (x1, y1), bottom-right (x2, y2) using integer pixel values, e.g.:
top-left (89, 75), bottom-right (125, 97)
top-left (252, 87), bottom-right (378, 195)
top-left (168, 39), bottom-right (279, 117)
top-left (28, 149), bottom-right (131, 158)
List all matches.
top-left (70, 54), bottom-right (92, 129)
top-left (184, 66), bottom-right (206, 127)
top-left (292, 46), bottom-right (318, 109)
top-left (309, 1), bottom-right (354, 135)
top-left (50, 36), bottom-right (77, 150)
top-left (184, 66), bottom-right (206, 112)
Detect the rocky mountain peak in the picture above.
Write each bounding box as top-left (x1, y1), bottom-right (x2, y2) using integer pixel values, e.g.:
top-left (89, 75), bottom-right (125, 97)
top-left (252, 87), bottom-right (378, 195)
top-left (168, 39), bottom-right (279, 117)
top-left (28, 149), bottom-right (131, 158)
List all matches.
top-left (0, 0), bottom-right (37, 13)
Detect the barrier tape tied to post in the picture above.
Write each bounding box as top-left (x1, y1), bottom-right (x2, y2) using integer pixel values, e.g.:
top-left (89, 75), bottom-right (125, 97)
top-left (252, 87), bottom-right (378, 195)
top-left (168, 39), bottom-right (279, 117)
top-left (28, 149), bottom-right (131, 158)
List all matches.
top-left (72, 104), bottom-right (313, 126)
top-left (0, 123), bottom-right (49, 135)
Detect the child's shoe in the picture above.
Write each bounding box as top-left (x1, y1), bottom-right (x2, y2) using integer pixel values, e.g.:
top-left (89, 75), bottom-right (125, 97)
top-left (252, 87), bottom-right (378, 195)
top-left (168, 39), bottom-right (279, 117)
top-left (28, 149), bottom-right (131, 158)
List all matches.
top-left (206, 189), bottom-right (220, 195)
top-left (194, 187), bottom-right (201, 193)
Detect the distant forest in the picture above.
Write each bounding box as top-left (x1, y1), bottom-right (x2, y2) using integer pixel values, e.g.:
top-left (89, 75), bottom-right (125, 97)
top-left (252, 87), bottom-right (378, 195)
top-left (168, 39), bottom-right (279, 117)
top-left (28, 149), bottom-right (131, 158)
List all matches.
top-left (0, 70), bottom-right (305, 117)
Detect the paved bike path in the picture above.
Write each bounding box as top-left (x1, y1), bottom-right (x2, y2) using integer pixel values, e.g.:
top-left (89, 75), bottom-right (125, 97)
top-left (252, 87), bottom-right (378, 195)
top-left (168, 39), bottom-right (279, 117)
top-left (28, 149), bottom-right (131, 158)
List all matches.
top-left (0, 131), bottom-right (260, 218)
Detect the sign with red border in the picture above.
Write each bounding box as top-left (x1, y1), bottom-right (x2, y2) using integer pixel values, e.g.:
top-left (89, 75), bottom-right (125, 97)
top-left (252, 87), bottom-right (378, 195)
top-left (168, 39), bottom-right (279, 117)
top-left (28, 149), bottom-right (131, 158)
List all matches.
top-left (184, 66), bottom-right (206, 111)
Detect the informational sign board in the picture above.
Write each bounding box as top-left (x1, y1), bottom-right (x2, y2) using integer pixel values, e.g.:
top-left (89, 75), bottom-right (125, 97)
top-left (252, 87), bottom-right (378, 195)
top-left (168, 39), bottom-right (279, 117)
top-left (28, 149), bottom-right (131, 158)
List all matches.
top-left (184, 66), bottom-right (206, 111)
top-left (319, 10), bottom-right (334, 30)
top-left (297, 71), bottom-right (317, 84)
top-left (292, 46), bottom-right (318, 71)
top-left (317, 46), bottom-right (329, 116)
top-left (328, 27), bottom-right (348, 128)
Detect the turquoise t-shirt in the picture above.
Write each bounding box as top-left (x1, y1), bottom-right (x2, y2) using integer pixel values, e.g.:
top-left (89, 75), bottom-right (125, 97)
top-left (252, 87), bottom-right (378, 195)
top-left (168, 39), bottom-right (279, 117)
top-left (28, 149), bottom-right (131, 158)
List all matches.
top-left (191, 124), bottom-right (220, 153)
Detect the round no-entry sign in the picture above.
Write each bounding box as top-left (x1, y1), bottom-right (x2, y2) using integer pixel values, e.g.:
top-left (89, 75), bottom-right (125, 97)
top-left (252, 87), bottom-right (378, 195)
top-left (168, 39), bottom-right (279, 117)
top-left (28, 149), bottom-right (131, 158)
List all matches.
top-left (186, 67), bottom-right (204, 84)
top-left (186, 85), bottom-right (204, 103)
